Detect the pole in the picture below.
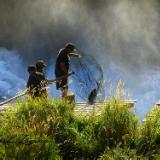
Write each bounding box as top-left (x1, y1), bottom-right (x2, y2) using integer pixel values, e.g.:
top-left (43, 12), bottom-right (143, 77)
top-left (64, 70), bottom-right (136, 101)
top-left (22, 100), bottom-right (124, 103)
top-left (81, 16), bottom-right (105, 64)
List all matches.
top-left (0, 72), bottom-right (74, 106)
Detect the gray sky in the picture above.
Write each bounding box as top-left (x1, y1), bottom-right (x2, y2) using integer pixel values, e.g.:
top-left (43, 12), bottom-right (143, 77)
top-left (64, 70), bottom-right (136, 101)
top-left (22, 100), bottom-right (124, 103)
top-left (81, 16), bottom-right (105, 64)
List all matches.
top-left (0, 0), bottom-right (159, 68)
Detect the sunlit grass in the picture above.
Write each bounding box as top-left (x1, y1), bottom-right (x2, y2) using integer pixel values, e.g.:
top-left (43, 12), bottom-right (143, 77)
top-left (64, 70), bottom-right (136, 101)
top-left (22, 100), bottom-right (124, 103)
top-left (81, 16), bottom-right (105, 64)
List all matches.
top-left (0, 96), bottom-right (159, 159)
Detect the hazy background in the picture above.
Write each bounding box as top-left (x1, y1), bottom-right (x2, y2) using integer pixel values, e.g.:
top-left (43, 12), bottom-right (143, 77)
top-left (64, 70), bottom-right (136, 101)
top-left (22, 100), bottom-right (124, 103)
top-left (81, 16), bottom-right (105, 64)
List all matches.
top-left (0, 0), bottom-right (160, 119)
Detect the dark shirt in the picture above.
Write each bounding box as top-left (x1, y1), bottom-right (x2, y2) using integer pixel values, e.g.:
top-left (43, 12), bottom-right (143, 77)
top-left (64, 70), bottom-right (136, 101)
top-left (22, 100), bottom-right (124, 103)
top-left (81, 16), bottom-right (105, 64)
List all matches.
top-left (55, 48), bottom-right (70, 77)
top-left (36, 71), bottom-right (45, 81)
top-left (36, 71), bottom-right (47, 90)
top-left (27, 74), bottom-right (41, 97)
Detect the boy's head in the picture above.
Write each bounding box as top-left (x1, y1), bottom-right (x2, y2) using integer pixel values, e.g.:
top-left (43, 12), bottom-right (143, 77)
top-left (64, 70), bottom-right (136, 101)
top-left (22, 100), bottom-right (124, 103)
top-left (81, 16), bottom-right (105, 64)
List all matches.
top-left (65, 43), bottom-right (76, 54)
top-left (27, 65), bottom-right (36, 75)
top-left (36, 60), bottom-right (46, 72)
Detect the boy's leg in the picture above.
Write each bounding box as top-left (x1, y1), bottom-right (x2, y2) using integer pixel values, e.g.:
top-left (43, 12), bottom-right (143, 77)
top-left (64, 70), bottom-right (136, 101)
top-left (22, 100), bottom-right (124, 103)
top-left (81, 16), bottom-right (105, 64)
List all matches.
top-left (61, 78), bottom-right (68, 98)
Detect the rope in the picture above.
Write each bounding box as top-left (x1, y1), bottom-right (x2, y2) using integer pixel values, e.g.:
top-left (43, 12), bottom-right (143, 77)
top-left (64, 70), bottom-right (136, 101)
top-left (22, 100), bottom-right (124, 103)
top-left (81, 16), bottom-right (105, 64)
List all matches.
top-left (78, 58), bottom-right (99, 89)
top-left (70, 53), bottom-right (104, 101)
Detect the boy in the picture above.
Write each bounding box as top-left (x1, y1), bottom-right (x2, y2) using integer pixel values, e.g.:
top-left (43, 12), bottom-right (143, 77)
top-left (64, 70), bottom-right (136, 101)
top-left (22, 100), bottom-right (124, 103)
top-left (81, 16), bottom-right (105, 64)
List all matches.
top-left (26, 65), bottom-right (41, 98)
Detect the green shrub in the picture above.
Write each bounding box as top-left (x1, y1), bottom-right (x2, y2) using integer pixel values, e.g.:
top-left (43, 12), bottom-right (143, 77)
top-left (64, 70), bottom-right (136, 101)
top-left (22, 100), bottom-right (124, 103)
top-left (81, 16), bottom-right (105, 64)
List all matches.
top-left (99, 147), bottom-right (143, 160)
top-left (0, 99), bottom-right (75, 159)
top-left (2, 97), bottom-right (160, 159)
top-left (69, 114), bottom-right (100, 159)
top-left (96, 99), bottom-right (138, 151)
top-left (0, 99), bottom-right (100, 159)
top-left (137, 106), bottom-right (160, 156)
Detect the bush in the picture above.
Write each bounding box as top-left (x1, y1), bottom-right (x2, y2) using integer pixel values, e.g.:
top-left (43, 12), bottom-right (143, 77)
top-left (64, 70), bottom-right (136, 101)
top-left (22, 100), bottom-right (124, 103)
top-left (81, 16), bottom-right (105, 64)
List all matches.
top-left (69, 114), bottom-right (100, 159)
top-left (137, 106), bottom-right (160, 157)
top-left (1, 98), bottom-right (160, 159)
top-left (0, 99), bottom-right (100, 159)
top-left (0, 99), bottom-right (74, 159)
top-left (95, 99), bottom-right (138, 151)
top-left (99, 147), bottom-right (143, 160)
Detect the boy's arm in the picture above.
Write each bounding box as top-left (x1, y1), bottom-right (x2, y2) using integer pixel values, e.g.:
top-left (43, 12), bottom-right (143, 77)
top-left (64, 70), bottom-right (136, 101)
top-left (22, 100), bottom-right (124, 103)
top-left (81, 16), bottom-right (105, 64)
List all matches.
top-left (68, 52), bottom-right (81, 58)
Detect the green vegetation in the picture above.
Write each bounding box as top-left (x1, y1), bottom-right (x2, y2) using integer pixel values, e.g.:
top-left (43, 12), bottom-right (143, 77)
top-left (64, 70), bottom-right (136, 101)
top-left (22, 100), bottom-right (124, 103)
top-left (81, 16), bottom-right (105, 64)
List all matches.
top-left (0, 98), bottom-right (160, 159)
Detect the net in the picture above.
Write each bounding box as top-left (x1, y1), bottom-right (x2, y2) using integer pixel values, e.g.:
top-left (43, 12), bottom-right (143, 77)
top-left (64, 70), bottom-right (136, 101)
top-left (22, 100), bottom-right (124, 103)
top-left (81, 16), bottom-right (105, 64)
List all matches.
top-left (70, 52), bottom-right (105, 103)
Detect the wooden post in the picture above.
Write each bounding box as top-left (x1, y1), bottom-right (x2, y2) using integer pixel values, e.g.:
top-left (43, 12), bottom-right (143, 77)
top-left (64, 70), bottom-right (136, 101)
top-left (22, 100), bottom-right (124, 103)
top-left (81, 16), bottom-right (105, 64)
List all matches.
top-left (123, 100), bottom-right (136, 108)
top-left (65, 92), bottom-right (75, 104)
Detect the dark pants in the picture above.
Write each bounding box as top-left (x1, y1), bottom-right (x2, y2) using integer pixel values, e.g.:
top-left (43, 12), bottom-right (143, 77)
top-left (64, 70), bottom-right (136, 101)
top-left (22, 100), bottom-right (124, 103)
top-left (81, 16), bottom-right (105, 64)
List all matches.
top-left (55, 67), bottom-right (69, 90)
top-left (56, 77), bottom-right (68, 90)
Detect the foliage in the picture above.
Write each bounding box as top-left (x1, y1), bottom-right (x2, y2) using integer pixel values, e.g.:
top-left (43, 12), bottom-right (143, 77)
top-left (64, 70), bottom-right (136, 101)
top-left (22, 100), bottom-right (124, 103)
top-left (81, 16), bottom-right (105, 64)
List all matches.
top-left (0, 99), bottom-right (67, 159)
top-left (0, 98), bottom-right (159, 159)
top-left (96, 99), bottom-right (138, 151)
top-left (137, 106), bottom-right (160, 157)
top-left (99, 147), bottom-right (143, 160)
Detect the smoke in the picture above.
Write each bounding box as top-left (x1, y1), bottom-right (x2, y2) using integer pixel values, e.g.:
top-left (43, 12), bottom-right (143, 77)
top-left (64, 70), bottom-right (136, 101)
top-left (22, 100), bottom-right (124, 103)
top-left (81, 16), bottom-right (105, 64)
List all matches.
top-left (0, 0), bottom-right (160, 67)
top-left (0, 0), bottom-right (160, 118)
top-left (0, 48), bottom-right (25, 100)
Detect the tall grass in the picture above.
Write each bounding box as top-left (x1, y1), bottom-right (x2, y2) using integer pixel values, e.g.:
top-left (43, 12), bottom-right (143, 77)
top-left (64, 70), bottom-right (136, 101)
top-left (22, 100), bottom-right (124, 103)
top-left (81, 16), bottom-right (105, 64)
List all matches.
top-left (96, 99), bottom-right (138, 149)
top-left (137, 106), bottom-right (160, 157)
top-left (0, 97), bottom-right (159, 159)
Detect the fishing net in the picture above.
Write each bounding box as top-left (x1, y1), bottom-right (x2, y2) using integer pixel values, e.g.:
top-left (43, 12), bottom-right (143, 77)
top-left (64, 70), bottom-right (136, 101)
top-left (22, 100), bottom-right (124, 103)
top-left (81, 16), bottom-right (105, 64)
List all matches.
top-left (70, 52), bottom-right (105, 103)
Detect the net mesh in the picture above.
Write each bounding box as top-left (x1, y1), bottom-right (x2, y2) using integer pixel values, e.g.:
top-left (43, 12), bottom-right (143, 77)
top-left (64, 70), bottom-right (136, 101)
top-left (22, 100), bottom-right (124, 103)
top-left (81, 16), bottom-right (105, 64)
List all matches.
top-left (70, 52), bottom-right (105, 103)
